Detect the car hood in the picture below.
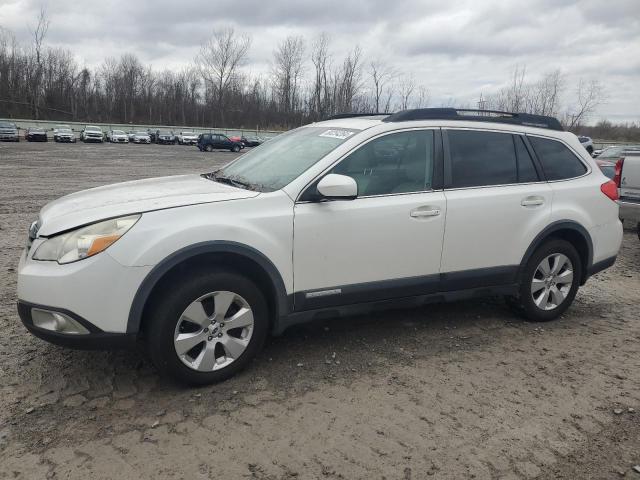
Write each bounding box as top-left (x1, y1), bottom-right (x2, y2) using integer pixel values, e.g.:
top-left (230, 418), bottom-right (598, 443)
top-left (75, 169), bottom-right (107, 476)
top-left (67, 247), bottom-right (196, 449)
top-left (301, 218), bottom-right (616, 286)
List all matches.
top-left (37, 174), bottom-right (260, 236)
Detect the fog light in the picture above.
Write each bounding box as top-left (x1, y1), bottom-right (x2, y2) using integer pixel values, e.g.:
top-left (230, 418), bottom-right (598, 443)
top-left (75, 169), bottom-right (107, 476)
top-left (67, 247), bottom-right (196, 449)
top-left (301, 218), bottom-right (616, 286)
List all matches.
top-left (31, 309), bottom-right (90, 335)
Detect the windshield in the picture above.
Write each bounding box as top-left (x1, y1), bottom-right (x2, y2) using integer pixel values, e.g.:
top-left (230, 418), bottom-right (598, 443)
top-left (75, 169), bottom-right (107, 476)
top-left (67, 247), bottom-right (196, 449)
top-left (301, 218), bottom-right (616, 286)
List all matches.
top-left (113, 130), bottom-right (125, 135)
top-left (0, 122), bottom-right (14, 128)
top-left (86, 126), bottom-right (100, 132)
top-left (182, 131), bottom-right (194, 135)
top-left (211, 126), bottom-right (359, 192)
top-left (135, 131), bottom-right (148, 135)
top-left (59, 129), bottom-right (72, 134)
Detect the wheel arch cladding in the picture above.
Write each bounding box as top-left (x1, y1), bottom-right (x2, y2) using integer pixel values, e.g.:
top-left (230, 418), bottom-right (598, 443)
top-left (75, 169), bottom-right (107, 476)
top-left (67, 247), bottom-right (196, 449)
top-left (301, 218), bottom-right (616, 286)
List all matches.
top-left (519, 221), bottom-right (593, 285)
top-left (127, 241), bottom-right (290, 335)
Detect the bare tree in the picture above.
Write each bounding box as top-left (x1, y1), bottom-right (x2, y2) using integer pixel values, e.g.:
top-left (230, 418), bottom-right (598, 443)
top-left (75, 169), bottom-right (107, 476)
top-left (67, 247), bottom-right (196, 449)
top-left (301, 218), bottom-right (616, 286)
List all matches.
top-left (196, 27), bottom-right (251, 124)
top-left (28, 7), bottom-right (50, 118)
top-left (398, 75), bottom-right (416, 110)
top-left (335, 45), bottom-right (363, 114)
top-left (565, 79), bottom-right (605, 128)
top-left (272, 35), bottom-right (305, 121)
top-left (416, 85), bottom-right (430, 108)
top-left (369, 60), bottom-right (396, 112)
top-left (310, 33), bottom-right (330, 119)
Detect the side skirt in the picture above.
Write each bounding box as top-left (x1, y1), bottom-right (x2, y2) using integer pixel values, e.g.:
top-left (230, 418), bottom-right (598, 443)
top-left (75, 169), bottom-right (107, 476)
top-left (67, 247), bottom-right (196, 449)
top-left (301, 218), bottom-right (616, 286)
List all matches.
top-left (274, 266), bottom-right (519, 335)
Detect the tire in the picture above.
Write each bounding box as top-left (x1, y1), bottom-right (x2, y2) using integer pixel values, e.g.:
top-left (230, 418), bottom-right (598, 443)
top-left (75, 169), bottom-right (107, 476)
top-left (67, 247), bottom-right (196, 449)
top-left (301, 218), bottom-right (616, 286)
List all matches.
top-left (145, 269), bottom-right (269, 385)
top-left (509, 239), bottom-right (582, 322)
top-left (637, 222), bottom-right (640, 241)
top-left (232, 145), bottom-right (240, 152)
top-left (205, 144), bottom-right (213, 152)
top-left (586, 146), bottom-right (594, 155)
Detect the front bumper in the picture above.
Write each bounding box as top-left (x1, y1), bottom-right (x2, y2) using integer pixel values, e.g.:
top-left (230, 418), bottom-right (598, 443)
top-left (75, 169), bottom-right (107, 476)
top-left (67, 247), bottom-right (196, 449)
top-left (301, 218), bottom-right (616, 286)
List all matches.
top-left (0, 133), bottom-right (19, 141)
top-left (18, 246), bottom-right (152, 337)
top-left (619, 198), bottom-right (640, 224)
top-left (18, 301), bottom-right (136, 349)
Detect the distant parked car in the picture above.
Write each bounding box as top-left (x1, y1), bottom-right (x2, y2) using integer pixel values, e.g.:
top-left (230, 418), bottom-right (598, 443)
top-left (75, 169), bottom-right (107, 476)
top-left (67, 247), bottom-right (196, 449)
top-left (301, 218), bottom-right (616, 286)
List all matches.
top-left (107, 130), bottom-right (129, 143)
top-left (577, 136), bottom-right (594, 155)
top-left (197, 133), bottom-right (242, 152)
top-left (131, 131), bottom-right (151, 144)
top-left (25, 127), bottom-right (48, 142)
top-left (177, 131), bottom-right (198, 145)
top-left (0, 121), bottom-right (19, 142)
top-left (53, 126), bottom-right (76, 143)
top-left (80, 126), bottom-right (104, 143)
top-left (596, 145), bottom-right (640, 161)
top-left (240, 136), bottom-right (264, 147)
top-left (228, 136), bottom-right (245, 149)
top-left (156, 130), bottom-right (176, 145)
top-left (127, 131), bottom-right (136, 142)
top-left (595, 159), bottom-right (616, 179)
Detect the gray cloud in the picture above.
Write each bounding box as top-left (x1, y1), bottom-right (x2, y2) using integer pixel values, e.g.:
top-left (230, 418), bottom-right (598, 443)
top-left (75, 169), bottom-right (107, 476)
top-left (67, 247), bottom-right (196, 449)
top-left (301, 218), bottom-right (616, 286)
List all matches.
top-left (2, 0), bottom-right (639, 122)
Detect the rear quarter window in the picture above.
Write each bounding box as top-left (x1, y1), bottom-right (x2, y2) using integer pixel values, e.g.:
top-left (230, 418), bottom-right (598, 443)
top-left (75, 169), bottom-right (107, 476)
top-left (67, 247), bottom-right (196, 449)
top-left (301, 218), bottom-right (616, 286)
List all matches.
top-left (528, 137), bottom-right (587, 181)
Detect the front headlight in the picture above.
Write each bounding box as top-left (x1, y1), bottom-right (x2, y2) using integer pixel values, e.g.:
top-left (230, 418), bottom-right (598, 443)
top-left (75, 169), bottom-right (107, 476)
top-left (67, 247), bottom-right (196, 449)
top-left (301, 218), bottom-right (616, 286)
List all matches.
top-left (33, 215), bottom-right (140, 264)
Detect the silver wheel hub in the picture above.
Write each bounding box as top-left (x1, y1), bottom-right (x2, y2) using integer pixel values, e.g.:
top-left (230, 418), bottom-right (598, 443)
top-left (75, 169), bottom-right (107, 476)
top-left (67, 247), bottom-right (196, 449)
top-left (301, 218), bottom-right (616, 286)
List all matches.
top-left (173, 291), bottom-right (254, 372)
top-left (531, 253), bottom-right (574, 311)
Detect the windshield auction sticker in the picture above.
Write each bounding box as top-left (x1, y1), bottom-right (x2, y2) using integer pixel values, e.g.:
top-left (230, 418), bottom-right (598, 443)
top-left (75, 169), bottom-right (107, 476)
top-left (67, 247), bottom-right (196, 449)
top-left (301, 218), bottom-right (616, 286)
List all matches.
top-left (319, 129), bottom-right (355, 140)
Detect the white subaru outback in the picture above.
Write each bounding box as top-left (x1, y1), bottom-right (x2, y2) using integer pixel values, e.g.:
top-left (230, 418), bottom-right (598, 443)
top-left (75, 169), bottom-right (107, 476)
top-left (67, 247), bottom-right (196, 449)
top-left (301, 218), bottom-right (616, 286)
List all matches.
top-left (17, 109), bottom-right (623, 385)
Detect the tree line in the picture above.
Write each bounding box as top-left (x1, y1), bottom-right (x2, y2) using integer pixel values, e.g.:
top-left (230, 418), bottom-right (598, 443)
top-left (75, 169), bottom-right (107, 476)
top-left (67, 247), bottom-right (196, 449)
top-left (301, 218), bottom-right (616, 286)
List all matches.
top-left (0, 10), bottom-right (637, 140)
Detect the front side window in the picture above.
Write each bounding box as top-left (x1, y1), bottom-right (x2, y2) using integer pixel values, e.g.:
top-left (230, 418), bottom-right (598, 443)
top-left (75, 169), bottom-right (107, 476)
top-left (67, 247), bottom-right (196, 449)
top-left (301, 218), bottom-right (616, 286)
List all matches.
top-left (448, 130), bottom-right (518, 188)
top-left (528, 136), bottom-right (587, 181)
top-left (331, 130), bottom-right (433, 196)
top-left (213, 126), bottom-right (359, 192)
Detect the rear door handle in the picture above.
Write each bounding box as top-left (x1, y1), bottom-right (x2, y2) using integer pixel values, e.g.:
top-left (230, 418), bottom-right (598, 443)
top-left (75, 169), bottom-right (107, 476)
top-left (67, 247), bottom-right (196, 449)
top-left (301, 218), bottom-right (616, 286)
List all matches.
top-left (410, 207), bottom-right (441, 218)
top-left (521, 196), bottom-right (545, 207)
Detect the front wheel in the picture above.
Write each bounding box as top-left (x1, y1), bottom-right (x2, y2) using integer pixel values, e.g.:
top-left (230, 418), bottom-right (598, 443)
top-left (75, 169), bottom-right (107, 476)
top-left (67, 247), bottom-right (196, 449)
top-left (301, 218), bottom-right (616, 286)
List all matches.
top-left (232, 145), bottom-right (240, 152)
top-left (509, 239), bottom-right (581, 322)
top-left (146, 269), bottom-right (269, 385)
top-left (205, 144), bottom-right (213, 152)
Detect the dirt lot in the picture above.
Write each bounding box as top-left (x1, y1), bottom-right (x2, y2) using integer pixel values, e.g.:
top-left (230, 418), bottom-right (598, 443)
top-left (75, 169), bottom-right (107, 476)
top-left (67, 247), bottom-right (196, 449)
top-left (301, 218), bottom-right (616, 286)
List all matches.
top-left (0, 141), bottom-right (639, 480)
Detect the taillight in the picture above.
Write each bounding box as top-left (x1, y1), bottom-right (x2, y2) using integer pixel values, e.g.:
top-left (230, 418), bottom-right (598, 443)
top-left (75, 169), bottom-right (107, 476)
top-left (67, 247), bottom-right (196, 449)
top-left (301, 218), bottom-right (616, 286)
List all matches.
top-left (613, 157), bottom-right (624, 187)
top-left (600, 180), bottom-right (619, 201)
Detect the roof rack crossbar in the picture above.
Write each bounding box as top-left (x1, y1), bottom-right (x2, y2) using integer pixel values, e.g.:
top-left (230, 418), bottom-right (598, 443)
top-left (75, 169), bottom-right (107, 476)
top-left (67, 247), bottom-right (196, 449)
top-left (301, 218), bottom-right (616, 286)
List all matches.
top-left (326, 113), bottom-right (388, 120)
top-left (382, 108), bottom-right (564, 131)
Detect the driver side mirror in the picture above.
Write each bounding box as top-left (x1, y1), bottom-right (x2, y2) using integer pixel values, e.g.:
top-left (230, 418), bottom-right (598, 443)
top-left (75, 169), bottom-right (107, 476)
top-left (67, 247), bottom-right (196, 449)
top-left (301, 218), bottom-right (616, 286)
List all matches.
top-left (316, 174), bottom-right (358, 200)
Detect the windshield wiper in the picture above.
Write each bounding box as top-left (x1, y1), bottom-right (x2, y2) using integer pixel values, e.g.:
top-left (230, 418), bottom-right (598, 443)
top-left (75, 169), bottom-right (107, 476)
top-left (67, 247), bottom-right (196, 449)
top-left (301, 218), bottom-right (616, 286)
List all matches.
top-left (201, 172), bottom-right (252, 190)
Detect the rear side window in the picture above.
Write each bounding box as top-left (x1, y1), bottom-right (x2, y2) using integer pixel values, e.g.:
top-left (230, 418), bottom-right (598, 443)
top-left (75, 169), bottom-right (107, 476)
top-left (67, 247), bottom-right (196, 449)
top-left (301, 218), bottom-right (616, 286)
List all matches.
top-left (528, 137), bottom-right (587, 180)
top-left (448, 130), bottom-right (517, 188)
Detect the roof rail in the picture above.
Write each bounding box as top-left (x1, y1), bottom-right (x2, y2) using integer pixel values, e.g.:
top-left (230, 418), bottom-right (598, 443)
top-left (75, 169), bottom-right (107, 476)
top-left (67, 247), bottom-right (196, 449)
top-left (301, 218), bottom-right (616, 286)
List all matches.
top-left (326, 113), bottom-right (389, 120)
top-left (382, 108), bottom-right (564, 131)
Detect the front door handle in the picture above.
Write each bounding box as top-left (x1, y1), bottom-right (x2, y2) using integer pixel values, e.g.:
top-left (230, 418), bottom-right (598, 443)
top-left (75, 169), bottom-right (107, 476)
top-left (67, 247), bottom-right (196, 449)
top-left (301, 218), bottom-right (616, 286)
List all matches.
top-left (521, 196), bottom-right (545, 207)
top-left (410, 207), bottom-right (441, 218)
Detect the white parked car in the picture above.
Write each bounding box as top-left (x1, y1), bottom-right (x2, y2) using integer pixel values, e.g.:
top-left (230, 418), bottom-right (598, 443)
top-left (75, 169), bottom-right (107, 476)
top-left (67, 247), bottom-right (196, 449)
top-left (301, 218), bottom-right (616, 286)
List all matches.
top-left (131, 131), bottom-right (151, 144)
top-left (17, 109), bottom-right (622, 385)
top-left (107, 130), bottom-right (129, 143)
top-left (177, 131), bottom-right (198, 145)
top-left (578, 135), bottom-right (594, 155)
top-left (80, 126), bottom-right (104, 143)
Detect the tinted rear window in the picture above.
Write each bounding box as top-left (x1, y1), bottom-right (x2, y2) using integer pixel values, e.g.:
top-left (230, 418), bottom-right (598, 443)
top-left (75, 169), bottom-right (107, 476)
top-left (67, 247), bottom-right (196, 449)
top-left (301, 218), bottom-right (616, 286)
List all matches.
top-left (528, 137), bottom-right (587, 181)
top-left (448, 130), bottom-right (517, 188)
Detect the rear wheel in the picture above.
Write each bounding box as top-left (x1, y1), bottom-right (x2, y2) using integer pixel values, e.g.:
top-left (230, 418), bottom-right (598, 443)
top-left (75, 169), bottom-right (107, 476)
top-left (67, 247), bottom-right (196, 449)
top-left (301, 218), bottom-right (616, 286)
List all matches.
top-left (146, 269), bottom-right (269, 385)
top-left (509, 239), bottom-right (581, 322)
top-left (232, 145), bottom-right (240, 152)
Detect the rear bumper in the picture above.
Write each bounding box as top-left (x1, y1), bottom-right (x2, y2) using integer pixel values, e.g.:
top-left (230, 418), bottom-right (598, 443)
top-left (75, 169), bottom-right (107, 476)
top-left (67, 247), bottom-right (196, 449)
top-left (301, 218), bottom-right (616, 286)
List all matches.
top-left (619, 198), bottom-right (640, 224)
top-left (18, 301), bottom-right (136, 350)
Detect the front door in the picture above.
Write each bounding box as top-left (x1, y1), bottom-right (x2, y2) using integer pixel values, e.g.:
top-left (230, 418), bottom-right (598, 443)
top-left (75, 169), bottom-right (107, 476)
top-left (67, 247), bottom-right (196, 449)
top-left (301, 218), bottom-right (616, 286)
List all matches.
top-left (293, 129), bottom-right (446, 310)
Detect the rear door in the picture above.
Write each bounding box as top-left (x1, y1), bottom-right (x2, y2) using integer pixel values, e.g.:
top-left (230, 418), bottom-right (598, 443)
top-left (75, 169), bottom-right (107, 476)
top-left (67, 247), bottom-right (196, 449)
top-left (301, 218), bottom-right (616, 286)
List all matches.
top-left (440, 129), bottom-right (552, 281)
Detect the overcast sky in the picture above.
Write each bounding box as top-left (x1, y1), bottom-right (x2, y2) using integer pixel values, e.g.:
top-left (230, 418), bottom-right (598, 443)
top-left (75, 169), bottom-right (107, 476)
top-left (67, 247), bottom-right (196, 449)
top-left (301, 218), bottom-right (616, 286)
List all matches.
top-left (1, 0), bottom-right (639, 123)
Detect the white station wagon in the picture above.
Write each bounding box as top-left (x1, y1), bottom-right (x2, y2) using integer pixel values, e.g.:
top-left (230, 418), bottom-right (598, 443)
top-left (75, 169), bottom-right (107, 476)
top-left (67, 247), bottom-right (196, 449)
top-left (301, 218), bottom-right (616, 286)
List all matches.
top-left (17, 109), bottom-right (622, 384)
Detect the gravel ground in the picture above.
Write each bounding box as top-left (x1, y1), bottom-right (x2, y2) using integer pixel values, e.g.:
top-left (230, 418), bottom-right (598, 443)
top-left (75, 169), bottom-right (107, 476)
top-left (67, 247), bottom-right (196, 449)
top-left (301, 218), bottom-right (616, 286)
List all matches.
top-left (0, 141), bottom-right (639, 480)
